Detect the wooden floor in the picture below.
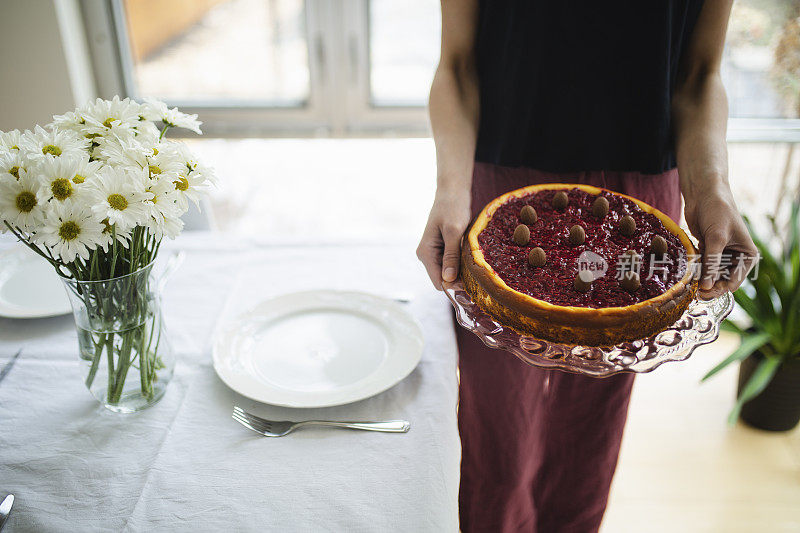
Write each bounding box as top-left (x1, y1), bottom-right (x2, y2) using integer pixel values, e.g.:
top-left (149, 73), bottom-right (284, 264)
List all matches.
top-left (601, 331), bottom-right (800, 533)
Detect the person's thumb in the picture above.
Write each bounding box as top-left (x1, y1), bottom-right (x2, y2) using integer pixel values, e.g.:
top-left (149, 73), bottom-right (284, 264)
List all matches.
top-left (441, 224), bottom-right (463, 282)
top-left (700, 227), bottom-right (728, 291)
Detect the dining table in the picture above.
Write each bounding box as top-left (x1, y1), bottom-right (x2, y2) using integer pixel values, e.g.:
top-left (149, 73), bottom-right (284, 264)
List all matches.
top-left (0, 232), bottom-right (461, 532)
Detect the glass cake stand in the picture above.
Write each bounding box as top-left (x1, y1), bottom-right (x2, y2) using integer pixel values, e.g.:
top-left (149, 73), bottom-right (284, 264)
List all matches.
top-left (443, 280), bottom-right (734, 377)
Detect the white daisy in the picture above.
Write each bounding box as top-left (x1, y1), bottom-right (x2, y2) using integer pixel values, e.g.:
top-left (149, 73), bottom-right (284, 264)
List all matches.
top-left (75, 96), bottom-right (143, 138)
top-left (49, 110), bottom-right (85, 134)
top-left (0, 170), bottom-right (45, 232)
top-left (0, 150), bottom-right (27, 182)
top-left (171, 167), bottom-right (211, 210)
top-left (134, 120), bottom-right (161, 146)
top-left (141, 98), bottom-right (202, 134)
top-left (93, 134), bottom-right (152, 170)
top-left (85, 166), bottom-right (152, 230)
top-left (147, 142), bottom-right (188, 181)
top-left (144, 176), bottom-right (184, 239)
top-left (20, 125), bottom-right (89, 164)
top-left (35, 156), bottom-right (88, 204)
top-left (168, 145), bottom-right (216, 209)
top-left (169, 142), bottom-right (198, 173)
top-left (69, 157), bottom-right (103, 185)
top-left (35, 200), bottom-right (104, 263)
top-left (96, 216), bottom-right (132, 252)
top-left (0, 129), bottom-right (23, 151)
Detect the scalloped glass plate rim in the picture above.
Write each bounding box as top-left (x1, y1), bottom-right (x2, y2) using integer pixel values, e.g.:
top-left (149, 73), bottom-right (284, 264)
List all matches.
top-left (443, 279), bottom-right (734, 378)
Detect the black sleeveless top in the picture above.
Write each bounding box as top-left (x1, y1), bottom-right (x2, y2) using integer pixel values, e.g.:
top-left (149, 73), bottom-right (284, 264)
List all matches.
top-left (474, 1), bottom-right (705, 174)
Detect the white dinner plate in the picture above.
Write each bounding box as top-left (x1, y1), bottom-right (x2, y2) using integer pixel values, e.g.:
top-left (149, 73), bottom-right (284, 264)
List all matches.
top-left (0, 247), bottom-right (71, 319)
top-left (212, 290), bottom-right (424, 408)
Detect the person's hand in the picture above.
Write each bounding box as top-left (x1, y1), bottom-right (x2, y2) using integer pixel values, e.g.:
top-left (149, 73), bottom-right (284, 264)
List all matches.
top-left (682, 180), bottom-right (758, 300)
top-left (417, 187), bottom-right (472, 290)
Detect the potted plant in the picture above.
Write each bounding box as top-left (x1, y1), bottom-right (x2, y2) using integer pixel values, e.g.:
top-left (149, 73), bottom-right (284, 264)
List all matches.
top-left (702, 201), bottom-right (800, 431)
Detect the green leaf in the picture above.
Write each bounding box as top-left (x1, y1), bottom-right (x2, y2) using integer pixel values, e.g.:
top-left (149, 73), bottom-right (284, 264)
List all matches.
top-left (783, 203), bottom-right (799, 313)
top-left (744, 215), bottom-right (788, 298)
top-left (739, 202), bottom-right (800, 356)
top-left (720, 319), bottom-right (745, 335)
top-left (785, 283), bottom-right (800, 350)
top-left (702, 331), bottom-right (772, 382)
top-left (733, 290), bottom-right (782, 341)
top-left (766, 214), bottom-right (780, 239)
top-left (785, 202), bottom-right (799, 263)
top-left (748, 271), bottom-right (778, 321)
top-left (727, 356), bottom-right (782, 425)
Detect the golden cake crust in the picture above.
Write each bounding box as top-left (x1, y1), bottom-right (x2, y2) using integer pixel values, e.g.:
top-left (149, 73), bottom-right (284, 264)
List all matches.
top-left (461, 183), bottom-right (698, 347)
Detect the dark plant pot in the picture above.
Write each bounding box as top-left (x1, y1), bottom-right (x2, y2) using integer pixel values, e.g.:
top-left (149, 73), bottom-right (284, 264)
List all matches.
top-left (737, 351), bottom-right (800, 432)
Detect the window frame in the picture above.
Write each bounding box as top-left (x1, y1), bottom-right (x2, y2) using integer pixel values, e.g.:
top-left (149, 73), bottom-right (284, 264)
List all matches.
top-left (338, 0), bottom-right (432, 135)
top-left (727, 118), bottom-right (800, 143)
top-left (81, 0), bottom-right (432, 137)
top-left (81, 0), bottom-right (798, 141)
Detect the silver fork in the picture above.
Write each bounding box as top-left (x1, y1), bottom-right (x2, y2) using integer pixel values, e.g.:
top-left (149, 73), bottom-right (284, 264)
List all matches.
top-left (232, 406), bottom-right (410, 437)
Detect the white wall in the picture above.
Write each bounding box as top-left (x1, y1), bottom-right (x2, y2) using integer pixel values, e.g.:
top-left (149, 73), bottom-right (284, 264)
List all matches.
top-left (0, 0), bottom-right (95, 131)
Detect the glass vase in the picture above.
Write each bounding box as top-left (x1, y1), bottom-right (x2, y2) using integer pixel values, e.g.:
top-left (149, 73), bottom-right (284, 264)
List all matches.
top-left (61, 262), bottom-right (174, 413)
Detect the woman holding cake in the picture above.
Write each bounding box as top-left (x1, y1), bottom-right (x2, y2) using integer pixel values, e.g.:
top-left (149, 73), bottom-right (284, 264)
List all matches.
top-left (417, 0), bottom-right (757, 531)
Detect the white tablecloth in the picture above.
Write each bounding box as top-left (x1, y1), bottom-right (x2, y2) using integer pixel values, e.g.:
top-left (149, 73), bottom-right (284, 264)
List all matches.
top-left (0, 233), bottom-right (460, 532)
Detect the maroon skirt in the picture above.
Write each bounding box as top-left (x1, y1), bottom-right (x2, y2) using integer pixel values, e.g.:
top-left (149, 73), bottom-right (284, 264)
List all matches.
top-left (457, 162), bottom-right (681, 532)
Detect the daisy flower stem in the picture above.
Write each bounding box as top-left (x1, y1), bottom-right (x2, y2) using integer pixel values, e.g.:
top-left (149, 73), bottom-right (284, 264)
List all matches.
top-left (110, 226), bottom-right (118, 278)
top-left (84, 333), bottom-right (105, 389)
top-left (140, 329), bottom-right (150, 398)
top-left (90, 249), bottom-right (99, 279)
top-left (106, 333), bottom-right (116, 399)
top-left (110, 324), bottom-right (143, 403)
top-left (130, 227), bottom-right (139, 271)
top-left (3, 221), bottom-right (64, 273)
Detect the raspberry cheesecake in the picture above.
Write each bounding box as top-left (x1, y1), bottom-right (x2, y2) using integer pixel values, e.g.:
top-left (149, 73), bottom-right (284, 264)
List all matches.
top-left (460, 184), bottom-right (698, 346)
